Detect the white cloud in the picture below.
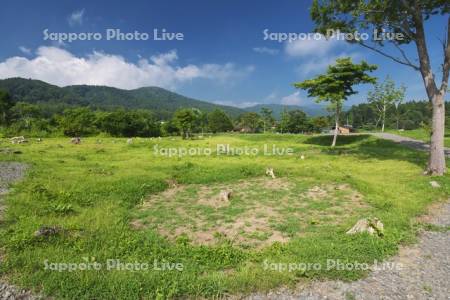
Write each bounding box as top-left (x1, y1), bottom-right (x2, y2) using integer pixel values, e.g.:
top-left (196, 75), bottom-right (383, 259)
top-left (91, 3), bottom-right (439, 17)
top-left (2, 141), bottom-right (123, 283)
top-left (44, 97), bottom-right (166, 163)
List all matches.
top-left (213, 100), bottom-right (260, 108)
top-left (296, 52), bottom-right (362, 76)
top-left (253, 47), bottom-right (279, 55)
top-left (0, 47), bottom-right (253, 90)
top-left (285, 36), bottom-right (343, 58)
top-left (264, 91), bottom-right (277, 101)
top-left (68, 9), bottom-right (85, 27)
top-left (281, 91), bottom-right (303, 105)
top-left (284, 35), bottom-right (363, 76)
top-left (18, 46), bottom-right (31, 55)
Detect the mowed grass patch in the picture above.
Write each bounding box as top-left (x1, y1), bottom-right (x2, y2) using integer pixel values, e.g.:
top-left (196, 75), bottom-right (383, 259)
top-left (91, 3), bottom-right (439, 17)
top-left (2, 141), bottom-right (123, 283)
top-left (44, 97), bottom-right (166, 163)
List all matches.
top-left (0, 134), bottom-right (448, 299)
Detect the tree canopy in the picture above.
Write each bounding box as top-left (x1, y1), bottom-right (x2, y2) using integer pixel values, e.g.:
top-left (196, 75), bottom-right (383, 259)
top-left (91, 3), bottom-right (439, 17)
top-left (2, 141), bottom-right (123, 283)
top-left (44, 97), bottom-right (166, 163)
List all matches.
top-left (295, 57), bottom-right (377, 146)
top-left (368, 76), bottom-right (406, 132)
top-left (208, 109), bottom-right (233, 133)
top-left (173, 108), bottom-right (197, 139)
top-left (295, 58), bottom-right (377, 104)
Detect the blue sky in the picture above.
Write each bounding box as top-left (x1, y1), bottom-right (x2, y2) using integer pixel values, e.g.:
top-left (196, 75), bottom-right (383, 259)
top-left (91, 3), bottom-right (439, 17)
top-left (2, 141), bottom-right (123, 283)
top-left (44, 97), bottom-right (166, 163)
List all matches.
top-left (0, 0), bottom-right (448, 108)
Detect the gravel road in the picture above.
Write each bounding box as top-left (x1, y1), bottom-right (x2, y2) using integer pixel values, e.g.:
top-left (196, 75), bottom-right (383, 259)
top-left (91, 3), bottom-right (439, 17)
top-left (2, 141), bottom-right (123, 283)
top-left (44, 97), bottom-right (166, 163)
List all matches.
top-left (370, 132), bottom-right (450, 157)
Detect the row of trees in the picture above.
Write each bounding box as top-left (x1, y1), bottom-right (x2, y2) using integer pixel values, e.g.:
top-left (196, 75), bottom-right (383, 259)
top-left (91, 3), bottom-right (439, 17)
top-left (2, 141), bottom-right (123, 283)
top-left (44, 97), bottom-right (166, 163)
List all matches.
top-left (344, 100), bottom-right (450, 131)
top-left (0, 90), bottom-right (335, 138)
top-left (171, 108), bottom-right (330, 139)
top-left (0, 102), bottom-right (163, 137)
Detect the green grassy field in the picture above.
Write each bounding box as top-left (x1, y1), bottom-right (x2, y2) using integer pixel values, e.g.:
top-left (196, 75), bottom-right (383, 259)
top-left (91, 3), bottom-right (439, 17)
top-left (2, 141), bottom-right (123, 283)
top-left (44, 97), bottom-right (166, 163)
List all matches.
top-left (0, 134), bottom-right (449, 299)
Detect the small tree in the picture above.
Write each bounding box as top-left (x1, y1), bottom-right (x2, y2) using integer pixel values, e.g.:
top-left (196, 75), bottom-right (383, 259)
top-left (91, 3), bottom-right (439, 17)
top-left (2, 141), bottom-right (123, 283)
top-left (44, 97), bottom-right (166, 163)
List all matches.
top-left (310, 116), bottom-right (330, 133)
top-left (238, 112), bottom-right (262, 133)
top-left (11, 102), bottom-right (41, 130)
top-left (368, 77), bottom-right (406, 132)
top-left (191, 108), bottom-right (207, 136)
top-left (279, 108), bottom-right (289, 133)
top-left (173, 108), bottom-right (196, 139)
top-left (281, 109), bottom-right (310, 133)
top-left (208, 109), bottom-right (233, 133)
top-left (393, 91), bottom-right (405, 130)
top-left (161, 119), bottom-right (179, 136)
top-left (96, 109), bottom-right (127, 137)
top-left (260, 107), bottom-right (275, 133)
top-left (58, 107), bottom-right (96, 137)
top-left (295, 57), bottom-right (377, 146)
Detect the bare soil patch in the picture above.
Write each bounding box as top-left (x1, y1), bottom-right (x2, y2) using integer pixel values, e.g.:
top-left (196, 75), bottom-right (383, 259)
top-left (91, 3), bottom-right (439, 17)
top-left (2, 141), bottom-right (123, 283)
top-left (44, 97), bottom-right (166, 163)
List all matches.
top-left (132, 177), bottom-right (369, 248)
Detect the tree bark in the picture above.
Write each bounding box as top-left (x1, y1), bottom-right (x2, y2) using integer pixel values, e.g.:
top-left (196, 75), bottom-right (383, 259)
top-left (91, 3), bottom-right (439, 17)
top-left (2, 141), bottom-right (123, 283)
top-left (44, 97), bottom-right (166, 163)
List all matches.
top-left (428, 92), bottom-right (446, 175)
top-left (375, 115), bottom-right (381, 129)
top-left (381, 103), bottom-right (386, 132)
top-left (395, 104), bottom-right (400, 130)
top-left (331, 104), bottom-right (340, 147)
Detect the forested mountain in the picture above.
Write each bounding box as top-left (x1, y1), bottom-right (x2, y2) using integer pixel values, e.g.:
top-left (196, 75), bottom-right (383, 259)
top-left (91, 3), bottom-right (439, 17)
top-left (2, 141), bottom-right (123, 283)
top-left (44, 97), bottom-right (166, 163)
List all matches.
top-left (0, 78), bottom-right (244, 119)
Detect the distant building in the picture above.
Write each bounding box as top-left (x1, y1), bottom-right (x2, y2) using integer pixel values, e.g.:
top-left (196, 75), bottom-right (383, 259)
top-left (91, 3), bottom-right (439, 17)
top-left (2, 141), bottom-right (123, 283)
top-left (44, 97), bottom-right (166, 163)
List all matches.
top-left (328, 125), bottom-right (354, 135)
top-left (338, 126), bottom-right (350, 134)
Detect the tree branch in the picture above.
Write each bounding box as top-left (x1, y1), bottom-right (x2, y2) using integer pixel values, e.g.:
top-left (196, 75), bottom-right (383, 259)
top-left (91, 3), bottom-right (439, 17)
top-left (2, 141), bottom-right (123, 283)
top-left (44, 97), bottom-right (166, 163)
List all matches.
top-left (440, 17), bottom-right (450, 94)
top-left (357, 41), bottom-right (420, 70)
top-left (400, 0), bottom-right (415, 14)
top-left (387, 20), bottom-right (417, 41)
top-left (411, 0), bottom-right (439, 98)
top-left (392, 40), bottom-right (420, 69)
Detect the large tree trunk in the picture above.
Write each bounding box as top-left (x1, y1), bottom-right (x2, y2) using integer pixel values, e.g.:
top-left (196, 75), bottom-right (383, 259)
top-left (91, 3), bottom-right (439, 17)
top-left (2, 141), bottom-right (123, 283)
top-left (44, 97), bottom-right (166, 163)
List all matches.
top-left (413, 11), bottom-right (449, 175)
top-left (428, 93), bottom-right (446, 175)
top-left (422, 78), bottom-right (447, 175)
top-left (381, 104), bottom-right (386, 132)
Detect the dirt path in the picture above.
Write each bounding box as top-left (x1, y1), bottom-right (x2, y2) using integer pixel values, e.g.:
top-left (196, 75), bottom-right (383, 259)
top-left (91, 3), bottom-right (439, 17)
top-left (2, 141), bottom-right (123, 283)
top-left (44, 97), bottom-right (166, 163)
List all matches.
top-left (0, 162), bottom-right (41, 300)
top-left (371, 132), bottom-right (450, 157)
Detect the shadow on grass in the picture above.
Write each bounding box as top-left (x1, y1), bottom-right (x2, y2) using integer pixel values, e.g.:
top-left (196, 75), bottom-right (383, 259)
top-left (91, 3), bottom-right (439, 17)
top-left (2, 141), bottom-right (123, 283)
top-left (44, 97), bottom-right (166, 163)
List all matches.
top-left (305, 134), bottom-right (427, 168)
top-left (304, 134), bottom-right (371, 146)
top-left (352, 139), bottom-right (427, 167)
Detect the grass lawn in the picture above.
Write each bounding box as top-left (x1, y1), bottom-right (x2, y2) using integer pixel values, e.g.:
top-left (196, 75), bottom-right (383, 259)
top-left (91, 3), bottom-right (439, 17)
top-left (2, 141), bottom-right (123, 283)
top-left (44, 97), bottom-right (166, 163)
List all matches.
top-left (0, 134), bottom-right (449, 299)
top-left (386, 128), bottom-right (450, 148)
